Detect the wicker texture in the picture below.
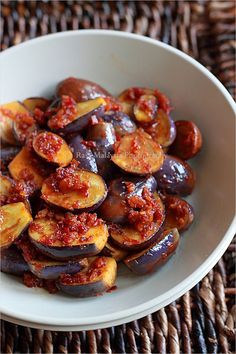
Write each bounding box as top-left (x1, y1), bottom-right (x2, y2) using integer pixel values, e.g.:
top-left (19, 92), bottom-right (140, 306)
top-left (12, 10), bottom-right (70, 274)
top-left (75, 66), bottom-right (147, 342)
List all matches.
top-left (0, 1), bottom-right (235, 353)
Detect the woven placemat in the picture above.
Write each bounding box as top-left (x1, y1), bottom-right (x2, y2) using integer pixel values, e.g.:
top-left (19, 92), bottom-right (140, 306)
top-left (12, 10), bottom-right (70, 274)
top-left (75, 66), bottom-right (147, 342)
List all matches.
top-left (1, 1), bottom-right (235, 353)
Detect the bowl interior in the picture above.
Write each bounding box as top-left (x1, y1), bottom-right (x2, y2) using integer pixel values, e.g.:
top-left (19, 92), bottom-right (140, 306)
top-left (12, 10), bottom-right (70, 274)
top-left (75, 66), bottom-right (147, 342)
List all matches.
top-left (0, 31), bottom-right (235, 327)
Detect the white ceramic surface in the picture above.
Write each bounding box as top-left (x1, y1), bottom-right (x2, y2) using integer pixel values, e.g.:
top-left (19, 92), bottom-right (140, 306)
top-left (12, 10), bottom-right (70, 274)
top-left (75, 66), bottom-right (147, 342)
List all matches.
top-left (0, 30), bottom-right (235, 330)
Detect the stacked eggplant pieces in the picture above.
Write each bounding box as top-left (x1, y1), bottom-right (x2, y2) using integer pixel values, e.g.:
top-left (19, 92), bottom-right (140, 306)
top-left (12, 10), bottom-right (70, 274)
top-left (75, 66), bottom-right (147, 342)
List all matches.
top-left (0, 78), bottom-right (202, 297)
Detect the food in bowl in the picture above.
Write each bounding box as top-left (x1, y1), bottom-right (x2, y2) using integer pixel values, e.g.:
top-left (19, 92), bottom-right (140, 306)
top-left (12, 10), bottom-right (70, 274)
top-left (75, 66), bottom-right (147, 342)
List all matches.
top-left (0, 77), bottom-right (202, 297)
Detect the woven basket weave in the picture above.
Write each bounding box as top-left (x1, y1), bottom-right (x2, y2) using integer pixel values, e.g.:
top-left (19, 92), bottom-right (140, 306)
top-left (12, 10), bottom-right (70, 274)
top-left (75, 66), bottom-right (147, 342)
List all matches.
top-left (1, 1), bottom-right (235, 353)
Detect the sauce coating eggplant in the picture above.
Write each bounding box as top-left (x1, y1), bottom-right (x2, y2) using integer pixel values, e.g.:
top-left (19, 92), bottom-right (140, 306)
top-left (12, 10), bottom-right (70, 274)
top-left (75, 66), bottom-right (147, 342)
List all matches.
top-left (0, 80), bottom-right (202, 298)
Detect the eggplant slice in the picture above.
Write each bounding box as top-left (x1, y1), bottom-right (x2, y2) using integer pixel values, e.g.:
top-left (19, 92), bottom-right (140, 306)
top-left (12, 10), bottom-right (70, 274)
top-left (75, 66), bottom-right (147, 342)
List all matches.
top-left (58, 256), bottom-right (117, 297)
top-left (8, 147), bottom-right (47, 190)
top-left (27, 258), bottom-right (88, 279)
top-left (41, 169), bottom-right (107, 212)
top-left (111, 129), bottom-right (164, 175)
top-left (0, 101), bottom-right (30, 145)
top-left (124, 228), bottom-right (180, 275)
top-left (33, 131), bottom-right (73, 166)
top-left (28, 215), bottom-right (109, 260)
top-left (0, 202), bottom-right (33, 249)
top-left (1, 245), bottom-right (29, 276)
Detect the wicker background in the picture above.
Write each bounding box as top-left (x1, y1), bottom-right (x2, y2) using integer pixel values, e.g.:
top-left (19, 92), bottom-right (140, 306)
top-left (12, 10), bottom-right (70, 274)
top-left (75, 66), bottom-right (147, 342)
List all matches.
top-left (0, 1), bottom-right (235, 353)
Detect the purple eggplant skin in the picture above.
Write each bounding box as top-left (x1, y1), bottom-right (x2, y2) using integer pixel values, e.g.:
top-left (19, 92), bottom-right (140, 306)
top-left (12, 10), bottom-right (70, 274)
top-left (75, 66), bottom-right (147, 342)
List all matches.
top-left (98, 194), bottom-right (127, 224)
top-left (154, 155), bottom-right (195, 196)
top-left (67, 134), bottom-right (98, 173)
top-left (124, 228), bottom-right (180, 275)
top-left (87, 122), bottom-right (116, 178)
top-left (102, 111), bottom-right (137, 137)
top-left (86, 122), bottom-right (116, 148)
top-left (30, 241), bottom-right (102, 261)
top-left (56, 77), bottom-right (112, 102)
top-left (110, 175), bottom-right (157, 197)
top-left (61, 104), bottom-right (105, 135)
top-left (28, 259), bottom-right (87, 279)
top-left (98, 176), bottom-right (157, 224)
top-left (1, 246), bottom-right (29, 276)
top-left (0, 146), bottom-right (21, 167)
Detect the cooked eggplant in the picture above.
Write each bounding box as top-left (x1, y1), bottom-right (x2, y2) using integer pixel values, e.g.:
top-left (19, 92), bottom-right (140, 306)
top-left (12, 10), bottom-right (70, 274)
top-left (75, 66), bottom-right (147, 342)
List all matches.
top-left (27, 258), bottom-right (88, 279)
top-left (118, 87), bottom-right (171, 116)
top-left (0, 202), bottom-right (32, 249)
top-left (56, 77), bottom-right (112, 102)
top-left (133, 94), bottom-right (158, 123)
top-left (23, 97), bottom-right (50, 113)
top-left (111, 129), bottom-right (164, 175)
top-left (98, 176), bottom-right (157, 224)
top-left (143, 109), bottom-right (176, 147)
top-left (102, 111), bottom-right (136, 137)
top-left (0, 174), bottom-right (13, 205)
top-left (28, 213), bottom-right (109, 260)
top-left (67, 134), bottom-right (98, 173)
top-left (48, 97), bottom-right (106, 134)
top-left (110, 176), bottom-right (157, 197)
top-left (86, 122), bottom-right (116, 147)
top-left (0, 101), bottom-right (30, 145)
top-left (33, 131), bottom-right (73, 166)
top-left (98, 194), bottom-right (127, 224)
top-left (13, 116), bottom-right (37, 145)
top-left (8, 147), bottom-right (46, 190)
top-left (1, 245), bottom-right (29, 275)
top-left (163, 195), bottom-right (194, 232)
top-left (41, 168), bottom-right (107, 212)
top-left (169, 120), bottom-right (203, 160)
top-left (154, 155), bottom-right (195, 196)
top-left (124, 228), bottom-right (180, 275)
top-left (57, 256), bottom-right (117, 297)
top-left (109, 222), bottom-right (162, 252)
top-left (87, 122), bottom-right (116, 178)
top-left (101, 242), bottom-right (128, 262)
top-left (0, 146), bottom-right (21, 169)
top-left (118, 87), bottom-right (154, 116)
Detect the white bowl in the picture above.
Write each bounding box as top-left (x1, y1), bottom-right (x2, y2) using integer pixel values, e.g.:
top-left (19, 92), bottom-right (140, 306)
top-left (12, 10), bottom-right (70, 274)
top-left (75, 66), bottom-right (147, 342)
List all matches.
top-left (0, 30), bottom-right (235, 331)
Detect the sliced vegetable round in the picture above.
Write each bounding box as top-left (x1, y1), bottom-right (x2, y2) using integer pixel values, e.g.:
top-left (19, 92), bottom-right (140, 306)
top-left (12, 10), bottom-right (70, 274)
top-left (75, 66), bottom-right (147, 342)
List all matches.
top-left (33, 131), bottom-right (73, 166)
top-left (67, 134), bottom-right (98, 173)
top-left (99, 176), bottom-right (157, 224)
top-left (143, 109), bottom-right (176, 147)
top-left (163, 195), bottom-right (194, 232)
top-left (154, 155), bottom-right (195, 196)
top-left (57, 257), bottom-right (117, 297)
top-left (0, 202), bottom-right (33, 249)
top-left (28, 258), bottom-right (88, 279)
top-left (48, 96), bottom-right (106, 133)
top-left (169, 120), bottom-right (202, 160)
top-left (133, 94), bottom-right (158, 123)
top-left (102, 111), bottom-right (136, 137)
top-left (124, 228), bottom-right (180, 275)
top-left (57, 77), bottom-right (112, 102)
top-left (29, 213), bottom-right (108, 260)
top-left (102, 242), bottom-right (128, 262)
top-left (118, 87), bottom-right (154, 116)
top-left (111, 129), bottom-right (164, 175)
top-left (23, 97), bottom-right (50, 113)
top-left (0, 174), bottom-right (13, 205)
top-left (0, 101), bottom-right (30, 145)
top-left (9, 147), bottom-right (47, 191)
top-left (41, 168), bottom-right (107, 212)
top-left (1, 246), bottom-right (29, 276)
top-left (0, 146), bottom-right (20, 169)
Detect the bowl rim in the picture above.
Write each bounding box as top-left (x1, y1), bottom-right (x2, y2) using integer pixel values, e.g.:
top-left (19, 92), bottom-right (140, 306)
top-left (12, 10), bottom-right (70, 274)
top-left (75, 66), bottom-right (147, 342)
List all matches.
top-left (0, 30), bottom-right (235, 327)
